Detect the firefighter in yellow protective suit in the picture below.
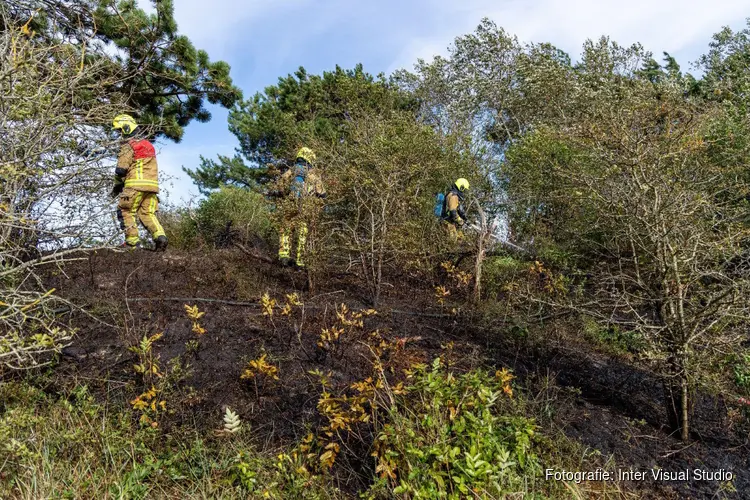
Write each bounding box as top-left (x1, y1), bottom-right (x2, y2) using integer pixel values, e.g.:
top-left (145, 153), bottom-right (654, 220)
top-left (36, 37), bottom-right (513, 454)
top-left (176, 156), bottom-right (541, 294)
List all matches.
top-left (270, 147), bottom-right (325, 268)
top-left (110, 114), bottom-right (168, 251)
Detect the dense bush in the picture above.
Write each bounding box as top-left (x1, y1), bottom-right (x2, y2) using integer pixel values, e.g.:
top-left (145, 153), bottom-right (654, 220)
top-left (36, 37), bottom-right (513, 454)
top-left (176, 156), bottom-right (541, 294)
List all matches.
top-left (163, 186), bottom-right (274, 250)
top-left (367, 359), bottom-right (595, 499)
top-left (479, 256), bottom-right (526, 299)
top-left (317, 111), bottom-right (480, 305)
top-left (160, 208), bottom-right (199, 250)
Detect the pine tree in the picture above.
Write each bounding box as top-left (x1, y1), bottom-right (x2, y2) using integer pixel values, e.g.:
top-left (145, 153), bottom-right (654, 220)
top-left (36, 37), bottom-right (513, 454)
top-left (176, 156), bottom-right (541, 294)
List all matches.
top-left (697, 19), bottom-right (750, 110)
top-left (5, 0), bottom-right (242, 141)
top-left (185, 63), bottom-right (415, 193)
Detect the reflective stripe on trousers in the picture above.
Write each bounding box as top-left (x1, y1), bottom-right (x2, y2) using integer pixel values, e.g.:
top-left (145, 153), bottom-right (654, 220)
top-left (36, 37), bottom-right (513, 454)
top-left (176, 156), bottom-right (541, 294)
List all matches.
top-left (278, 222), bottom-right (308, 265)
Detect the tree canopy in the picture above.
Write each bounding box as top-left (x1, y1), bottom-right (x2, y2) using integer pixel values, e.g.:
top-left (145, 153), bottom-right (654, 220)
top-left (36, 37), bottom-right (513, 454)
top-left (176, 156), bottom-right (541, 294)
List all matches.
top-left (5, 0), bottom-right (242, 141)
top-left (185, 64), bottom-right (416, 194)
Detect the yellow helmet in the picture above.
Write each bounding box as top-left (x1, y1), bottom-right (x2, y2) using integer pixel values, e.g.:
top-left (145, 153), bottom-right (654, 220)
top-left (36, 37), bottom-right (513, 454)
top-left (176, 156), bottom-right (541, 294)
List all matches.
top-left (112, 114), bottom-right (138, 135)
top-left (296, 147), bottom-right (316, 164)
top-left (454, 178), bottom-right (470, 192)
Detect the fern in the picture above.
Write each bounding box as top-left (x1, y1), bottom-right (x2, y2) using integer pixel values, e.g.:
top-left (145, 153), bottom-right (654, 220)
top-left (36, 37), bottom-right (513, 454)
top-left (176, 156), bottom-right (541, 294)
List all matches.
top-left (223, 407), bottom-right (241, 434)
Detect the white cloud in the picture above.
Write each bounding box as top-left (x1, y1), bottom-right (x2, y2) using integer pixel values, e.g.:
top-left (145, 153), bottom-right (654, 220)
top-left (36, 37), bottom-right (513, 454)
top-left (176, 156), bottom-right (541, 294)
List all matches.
top-left (138, 0), bottom-right (316, 59)
top-left (130, 0), bottom-right (749, 206)
top-left (388, 0), bottom-right (749, 72)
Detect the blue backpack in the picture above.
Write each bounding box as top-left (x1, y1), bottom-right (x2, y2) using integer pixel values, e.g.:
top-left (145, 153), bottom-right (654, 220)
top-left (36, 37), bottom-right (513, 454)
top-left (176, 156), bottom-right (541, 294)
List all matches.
top-left (434, 192), bottom-right (446, 218)
top-left (290, 162), bottom-right (307, 199)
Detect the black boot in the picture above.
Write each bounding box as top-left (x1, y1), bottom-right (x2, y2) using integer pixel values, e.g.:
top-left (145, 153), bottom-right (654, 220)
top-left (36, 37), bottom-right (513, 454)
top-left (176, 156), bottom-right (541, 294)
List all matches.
top-left (154, 235), bottom-right (168, 252)
top-left (122, 241), bottom-right (143, 251)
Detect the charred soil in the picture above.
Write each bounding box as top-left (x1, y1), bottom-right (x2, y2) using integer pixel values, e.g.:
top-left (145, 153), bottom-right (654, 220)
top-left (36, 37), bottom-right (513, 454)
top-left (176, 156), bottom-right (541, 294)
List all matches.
top-left (32, 248), bottom-right (750, 498)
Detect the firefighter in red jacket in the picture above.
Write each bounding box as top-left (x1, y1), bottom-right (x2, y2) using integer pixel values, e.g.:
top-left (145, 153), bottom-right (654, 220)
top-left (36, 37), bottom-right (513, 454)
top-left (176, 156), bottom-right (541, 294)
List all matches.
top-left (110, 114), bottom-right (168, 251)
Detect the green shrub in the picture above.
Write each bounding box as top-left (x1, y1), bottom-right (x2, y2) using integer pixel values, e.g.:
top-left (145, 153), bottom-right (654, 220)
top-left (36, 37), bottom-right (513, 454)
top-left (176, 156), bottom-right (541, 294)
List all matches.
top-left (197, 186), bottom-right (273, 243)
top-left (367, 359), bottom-right (587, 499)
top-left (733, 352), bottom-right (750, 392)
top-left (581, 316), bottom-right (645, 356)
top-left (480, 255), bottom-right (526, 298)
top-left (163, 186), bottom-right (274, 250)
top-left (161, 208), bottom-right (200, 250)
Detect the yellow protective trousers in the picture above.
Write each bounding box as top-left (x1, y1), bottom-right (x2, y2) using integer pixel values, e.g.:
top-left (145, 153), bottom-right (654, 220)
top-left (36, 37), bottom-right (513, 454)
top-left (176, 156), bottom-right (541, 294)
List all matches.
top-left (442, 219), bottom-right (464, 243)
top-left (278, 221), bottom-right (308, 267)
top-left (117, 187), bottom-right (166, 246)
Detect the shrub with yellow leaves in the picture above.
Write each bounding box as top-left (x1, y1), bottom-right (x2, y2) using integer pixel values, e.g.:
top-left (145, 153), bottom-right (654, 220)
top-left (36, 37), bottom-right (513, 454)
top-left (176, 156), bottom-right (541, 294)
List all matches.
top-left (495, 367), bottom-right (515, 398)
top-left (279, 293), bottom-right (301, 316)
top-left (308, 325), bottom-right (425, 473)
top-left (228, 439), bottom-right (339, 497)
top-left (240, 353), bottom-right (279, 381)
top-left (317, 304), bottom-right (377, 357)
top-left (128, 333), bottom-right (169, 428)
top-left (441, 261), bottom-right (473, 288)
top-left (260, 293), bottom-right (276, 317)
top-left (313, 376), bottom-right (380, 470)
top-left (285, 292), bottom-right (302, 307)
top-left (261, 292), bottom-right (303, 340)
top-left (434, 285), bottom-right (450, 306)
top-left (184, 304), bottom-right (206, 336)
top-left (317, 326), bottom-right (344, 350)
top-left (241, 352), bottom-right (279, 401)
top-left (130, 385), bottom-right (167, 429)
top-left (319, 442), bottom-right (340, 470)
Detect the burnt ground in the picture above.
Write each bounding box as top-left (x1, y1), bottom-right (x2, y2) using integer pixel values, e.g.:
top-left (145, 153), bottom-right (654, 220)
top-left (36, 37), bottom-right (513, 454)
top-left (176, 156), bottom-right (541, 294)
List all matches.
top-left (33, 248), bottom-right (750, 498)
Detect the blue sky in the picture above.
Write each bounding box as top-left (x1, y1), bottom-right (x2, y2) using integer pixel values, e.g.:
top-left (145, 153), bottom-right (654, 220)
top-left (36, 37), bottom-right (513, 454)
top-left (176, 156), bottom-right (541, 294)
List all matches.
top-left (136, 0), bottom-right (749, 205)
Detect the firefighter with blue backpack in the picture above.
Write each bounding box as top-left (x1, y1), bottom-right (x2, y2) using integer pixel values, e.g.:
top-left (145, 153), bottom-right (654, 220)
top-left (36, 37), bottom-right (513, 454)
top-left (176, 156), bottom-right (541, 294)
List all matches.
top-left (435, 178), bottom-right (470, 240)
top-left (270, 147), bottom-right (325, 268)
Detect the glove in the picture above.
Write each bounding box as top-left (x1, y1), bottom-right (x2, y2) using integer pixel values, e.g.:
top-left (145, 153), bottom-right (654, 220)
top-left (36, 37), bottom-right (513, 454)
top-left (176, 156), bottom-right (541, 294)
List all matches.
top-left (448, 210), bottom-right (463, 226)
top-left (110, 183), bottom-right (124, 198)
